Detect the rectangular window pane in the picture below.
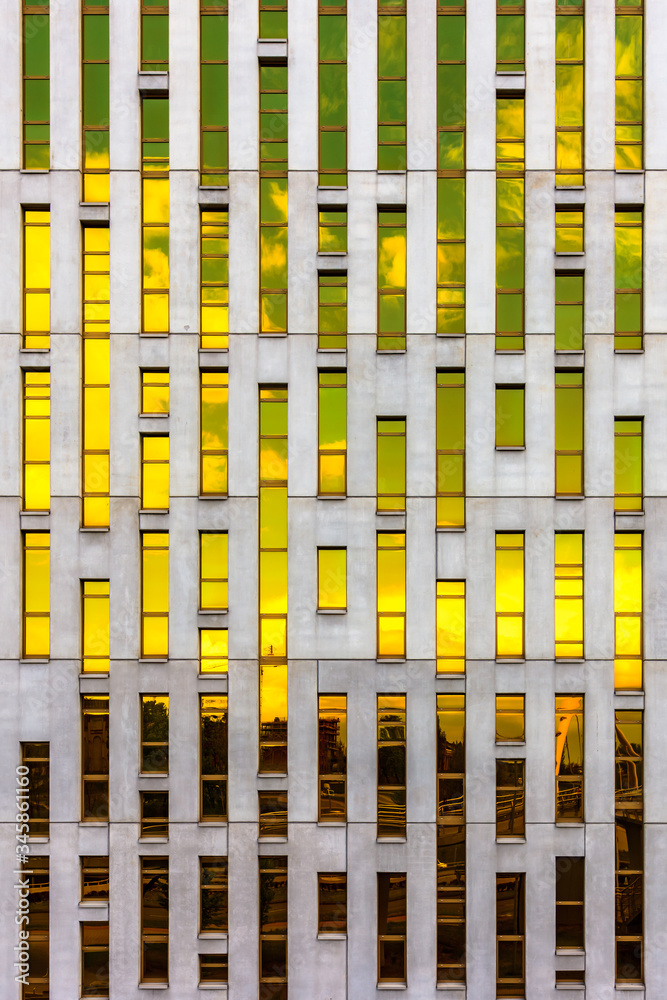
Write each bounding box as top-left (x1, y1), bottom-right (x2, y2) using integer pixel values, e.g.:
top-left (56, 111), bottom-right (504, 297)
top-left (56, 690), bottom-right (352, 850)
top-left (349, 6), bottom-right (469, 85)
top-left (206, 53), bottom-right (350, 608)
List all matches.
top-left (200, 7), bottom-right (228, 186)
top-left (615, 211), bottom-right (643, 350)
top-left (555, 533), bottom-right (583, 659)
top-left (141, 533), bottom-right (169, 658)
top-left (555, 372), bottom-right (583, 496)
top-left (318, 371), bottom-right (347, 496)
top-left (21, 741), bottom-right (49, 838)
top-left (615, 709), bottom-right (643, 983)
top-left (82, 695), bottom-right (109, 822)
top-left (201, 371), bottom-right (229, 495)
top-left (378, 210), bottom-right (406, 351)
top-left (436, 581), bottom-right (465, 673)
top-left (437, 371), bottom-right (465, 528)
top-left (614, 534), bottom-right (643, 690)
top-left (201, 695), bottom-right (228, 821)
top-left (319, 695), bottom-right (347, 821)
top-left (377, 695), bottom-right (406, 838)
top-left (23, 209), bottom-right (50, 349)
top-left (23, 531), bottom-right (50, 659)
top-left (23, 371), bottom-right (50, 511)
top-left (496, 99), bottom-right (525, 350)
top-left (378, 872), bottom-right (407, 983)
top-left (555, 695), bottom-right (583, 823)
top-left (495, 533), bottom-right (524, 659)
top-left (142, 98), bottom-right (169, 334)
top-left (377, 533), bottom-right (406, 659)
top-left (201, 210), bottom-right (229, 348)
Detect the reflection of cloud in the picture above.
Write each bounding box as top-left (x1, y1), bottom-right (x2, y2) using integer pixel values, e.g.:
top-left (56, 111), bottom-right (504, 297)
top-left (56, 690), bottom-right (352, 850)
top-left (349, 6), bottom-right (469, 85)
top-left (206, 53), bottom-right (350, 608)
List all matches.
top-left (143, 241), bottom-right (169, 289)
top-left (616, 20), bottom-right (642, 77)
top-left (260, 231), bottom-right (288, 285)
top-left (379, 235), bottom-right (406, 288)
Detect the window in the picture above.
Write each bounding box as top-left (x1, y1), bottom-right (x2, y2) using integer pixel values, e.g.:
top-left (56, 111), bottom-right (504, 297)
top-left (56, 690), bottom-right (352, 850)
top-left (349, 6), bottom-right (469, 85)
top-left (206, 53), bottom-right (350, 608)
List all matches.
top-left (377, 873), bottom-right (407, 985)
top-left (258, 791), bottom-right (288, 837)
top-left (141, 371), bottom-right (169, 414)
top-left (555, 857), bottom-right (585, 955)
top-left (614, 533), bottom-right (642, 690)
top-left (495, 385), bottom-right (525, 448)
top-left (615, 710), bottom-right (643, 984)
top-left (377, 0), bottom-right (406, 170)
top-left (377, 418), bottom-right (406, 512)
top-left (140, 791), bottom-right (169, 838)
top-left (615, 4), bottom-right (643, 170)
top-left (496, 0), bottom-right (524, 72)
top-left (615, 210), bottom-right (643, 350)
top-left (82, 696), bottom-right (109, 822)
top-left (614, 418), bottom-right (642, 512)
top-left (436, 695), bottom-right (465, 985)
top-left (141, 98), bottom-right (169, 334)
top-left (496, 873), bottom-right (525, 997)
top-left (200, 628), bottom-right (228, 672)
top-left (555, 208), bottom-right (584, 252)
top-left (23, 859), bottom-right (49, 997)
top-left (81, 923), bottom-right (110, 997)
top-left (201, 211), bottom-right (229, 349)
top-left (496, 759), bottom-right (525, 838)
top-left (21, 742), bottom-right (49, 838)
top-left (141, 0), bottom-right (168, 70)
top-left (436, 371), bottom-right (465, 528)
top-left (81, 856), bottom-right (109, 902)
top-left (318, 873), bottom-right (347, 934)
top-left (554, 533), bottom-right (584, 659)
top-left (378, 210), bottom-right (406, 350)
top-left (377, 533), bottom-right (406, 659)
top-left (555, 273), bottom-right (584, 351)
top-left (259, 857), bottom-right (288, 996)
top-left (495, 695), bottom-right (524, 743)
top-left (199, 955), bottom-right (228, 986)
top-left (495, 533), bottom-right (524, 659)
top-left (259, 387), bottom-right (288, 774)
top-left (317, 548), bottom-right (346, 611)
top-left (82, 1), bottom-right (109, 202)
top-left (200, 533), bottom-right (228, 612)
top-left (436, 581), bottom-right (465, 673)
top-left (201, 371), bottom-right (229, 495)
top-left (82, 227), bottom-right (111, 527)
top-left (318, 0), bottom-right (347, 186)
top-left (200, 695), bottom-right (228, 821)
top-left (437, 694), bottom-right (465, 823)
top-left (318, 695), bottom-right (347, 821)
top-left (200, 857), bottom-right (228, 933)
top-left (496, 97), bottom-right (525, 350)
top-left (141, 533), bottom-right (169, 659)
top-left (318, 370), bottom-right (347, 496)
top-left (555, 0), bottom-right (584, 187)
top-left (23, 531), bottom-right (50, 659)
top-left (200, 3), bottom-right (228, 187)
top-left (259, 65), bottom-right (288, 334)
top-left (555, 695), bottom-right (583, 822)
top-left (23, 210), bottom-right (50, 349)
top-left (259, 0), bottom-right (286, 37)
top-left (141, 436), bottom-right (169, 509)
top-left (319, 209), bottom-right (347, 252)
top-left (377, 695), bottom-right (406, 838)
top-left (140, 695), bottom-right (169, 774)
top-left (82, 580), bottom-right (110, 673)
top-left (555, 372), bottom-right (583, 495)
top-left (437, 4), bottom-right (466, 335)
top-left (318, 273), bottom-right (347, 350)
top-left (141, 857), bottom-right (169, 984)
top-left (23, 1), bottom-right (50, 169)
top-left (22, 371), bottom-right (50, 511)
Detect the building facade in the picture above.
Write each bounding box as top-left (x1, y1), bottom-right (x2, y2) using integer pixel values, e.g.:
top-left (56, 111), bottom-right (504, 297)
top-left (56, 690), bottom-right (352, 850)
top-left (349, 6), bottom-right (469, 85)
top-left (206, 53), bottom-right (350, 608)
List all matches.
top-left (1, 0), bottom-right (667, 997)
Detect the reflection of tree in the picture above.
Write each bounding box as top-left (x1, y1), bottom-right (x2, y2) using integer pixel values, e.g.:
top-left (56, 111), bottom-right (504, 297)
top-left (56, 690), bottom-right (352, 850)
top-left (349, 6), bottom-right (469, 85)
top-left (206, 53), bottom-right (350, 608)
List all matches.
top-left (201, 714), bottom-right (228, 773)
top-left (437, 720), bottom-right (464, 774)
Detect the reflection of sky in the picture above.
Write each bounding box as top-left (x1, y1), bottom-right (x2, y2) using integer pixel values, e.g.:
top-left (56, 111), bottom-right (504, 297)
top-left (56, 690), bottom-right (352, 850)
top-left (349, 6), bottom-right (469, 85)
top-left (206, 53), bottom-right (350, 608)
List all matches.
top-left (260, 664), bottom-right (288, 721)
top-left (615, 550), bottom-right (642, 612)
top-left (379, 235), bottom-right (406, 288)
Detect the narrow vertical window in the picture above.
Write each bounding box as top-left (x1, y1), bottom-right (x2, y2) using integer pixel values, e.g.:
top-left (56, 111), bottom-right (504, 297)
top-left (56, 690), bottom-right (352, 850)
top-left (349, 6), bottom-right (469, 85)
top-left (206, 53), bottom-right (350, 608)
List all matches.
top-left (259, 65), bottom-right (288, 334)
top-left (377, 210), bottom-right (406, 351)
top-left (555, 208), bottom-right (584, 253)
top-left (437, 2), bottom-right (466, 335)
top-left (23, 0), bottom-right (50, 169)
top-left (81, 695), bottom-right (110, 822)
top-left (615, 211), bottom-right (643, 350)
top-left (81, 856), bottom-right (109, 901)
top-left (318, 695), bottom-right (347, 821)
top-left (141, 371), bottom-right (169, 414)
top-left (377, 418), bottom-right (406, 513)
top-left (141, 0), bottom-right (168, 70)
top-left (555, 274), bottom-right (584, 351)
top-left (81, 923), bottom-right (110, 997)
top-left (140, 695), bottom-right (169, 774)
top-left (201, 211), bottom-right (229, 349)
top-left (318, 273), bottom-right (347, 350)
top-left (23, 209), bottom-right (50, 350)
top-left (319, 0), bottom-right (347, 186)
top-left (377, 533), bottom-right (406, 659)
top-left (495, 695), bottom-right (525, 743)
top-left (554, 534), bottom-right (583, 659)
top-left (615, 3), bottom-right (643, 170)
top-left (614, 418), bottom-right (643, 512)
top-left (496, 759), bottom-right (525, 838)
top-left (20, 742), bottom-right (49, 837)
top-left (200, 2), bottom-right (228, 187)
top-left (555, 857), bottom-right (585, 967)
top-left (436, 371), bottom-right (465, 529)
top-left (436, 581), bottom-right (465, 674)
top-left (318, 873), bottom-right (347, 933)
top-left (319, 208), bottom-right (347, 252)
top-left (377, 0), bottom-right (406, 170)
top-left (200, 695), bottom-right (228, 821)
top-left (141, 790), bottom-right (169, 838)
top-left (200, 629), bottom-right (228, 672)
top-left (436, 695), bottom-right (465, 984)
top-left (82, 0), bottom-right (110, 202)
top-left (496, 0), bottom-right (524, 72)
top-left (200, 533), bottom-right (228, 612)
top-left (141, 533), bottom-right (169, 659)
top-left (317, 549), bottom-right (347, 611)
top-left (555, 695), bottom-right (583, 823)
top-left (377, 695), bottom-right (406, 838)
top-left (555, 371), bottom-right (583, 496)
top-left (495, 533), bottom-right (524, 659)
top-left (22, 371), bottom-right (50, 511)
top-left (555, 0), bottom-right (584, 187)
top-left (200, 371), bottom-right (228, 496)
top-left (23, 859), bottom-right (49, 997)
top-left (614, 534), bottom-right (642, 690)
top-left (23, 532), bottom-right (50, 659)
top-left (82, 580), bottom-right (110, 673)
top-left (495, 385), bottom-right (525, 448)
top-left (199, 955), bottom-right (228, 986)
top-left (377, 873), bottom-right (407, 985)
top-left (82, 227), bottom-right (111, 527)
top-left (259, 0), bottom-right (287, 37)
top-left (200, 857), bottom-right (228, 933)
top-left (141, 857), bottom-right (169, 984)
top-left (259, 858), bottom-right (288, 996)
top-left (141, 437), bottom-right (169, 510)
top-left (259, 388), bottom-right (288, 773)
top-left (258, 791), bottom-right (288, 837)
top-left (615, 710), bottom-right (643, 984)
top-left (318, 370), bottom-right (347, 496)
top-left (496, 97), bottom-right (525, 351)
top-left (496, 874), bottom-right (525, 997)
top-left (142, 98), bottom-right (169, 335)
